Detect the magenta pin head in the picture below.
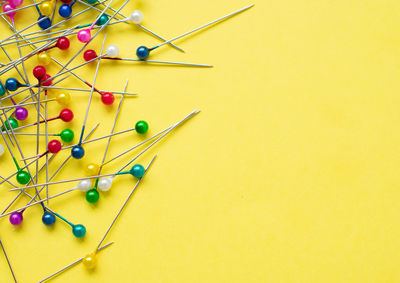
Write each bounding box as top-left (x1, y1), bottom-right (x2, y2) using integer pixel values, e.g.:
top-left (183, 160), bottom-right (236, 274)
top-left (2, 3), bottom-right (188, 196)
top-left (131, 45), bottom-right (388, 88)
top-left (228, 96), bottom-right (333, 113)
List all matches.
top-left (9, 211), bottom-right (23, 225)
top-left (3, 3), bottom-right (16, 19)
top-left (9, 0), bottom-right (23, 7)
top-left (77, 29), bottom-right (91, 43)
top-left (15, 107), bottom-right (28, 120)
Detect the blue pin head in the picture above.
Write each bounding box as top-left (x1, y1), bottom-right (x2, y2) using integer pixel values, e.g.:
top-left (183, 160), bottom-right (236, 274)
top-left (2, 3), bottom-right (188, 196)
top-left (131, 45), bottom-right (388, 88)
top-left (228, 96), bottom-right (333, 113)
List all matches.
top-left (136, 46), bottom-right (150, 60)
top-left (58, 4), bottom-right (72, 18)
top-left (5, 78), bottom-right (21, 91)
top-left (38, 15), bottom-right (51, 30)
top-left (71, 145), bottom-right (85, 159)
top-left (42, 211), bottom-right (56, 226)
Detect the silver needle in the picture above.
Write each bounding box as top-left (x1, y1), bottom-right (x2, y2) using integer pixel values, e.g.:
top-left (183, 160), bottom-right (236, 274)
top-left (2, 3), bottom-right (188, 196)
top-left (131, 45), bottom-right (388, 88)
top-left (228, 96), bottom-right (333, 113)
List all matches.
top-left (96, 155), bottom-right (156, 250)
top-left (0, 237), bottom-right (17, 283)
top-left (75, 33), bottom-right (107, 155)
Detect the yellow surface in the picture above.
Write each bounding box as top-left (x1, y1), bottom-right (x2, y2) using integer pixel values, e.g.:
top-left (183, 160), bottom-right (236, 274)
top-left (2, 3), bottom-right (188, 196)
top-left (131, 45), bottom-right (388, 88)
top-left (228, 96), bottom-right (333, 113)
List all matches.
top-left (1, 0), bottom-right (400, 282)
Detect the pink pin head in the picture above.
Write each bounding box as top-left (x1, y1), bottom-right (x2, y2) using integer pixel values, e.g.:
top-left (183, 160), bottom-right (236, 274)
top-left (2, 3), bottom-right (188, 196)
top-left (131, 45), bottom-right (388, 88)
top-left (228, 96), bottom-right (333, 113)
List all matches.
top-left (77, 29), bottom-right (91, 43)
top-left (9, 0), bottom-right (23, 7)
top-left (3, 4), bottom-right (16, 20)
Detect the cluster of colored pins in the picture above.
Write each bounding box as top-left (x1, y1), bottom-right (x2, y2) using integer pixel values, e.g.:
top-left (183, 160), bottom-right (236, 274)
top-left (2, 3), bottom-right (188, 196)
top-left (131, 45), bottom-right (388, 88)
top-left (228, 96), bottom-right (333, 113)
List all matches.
top-left (0, 0), bottom-right (253, 281)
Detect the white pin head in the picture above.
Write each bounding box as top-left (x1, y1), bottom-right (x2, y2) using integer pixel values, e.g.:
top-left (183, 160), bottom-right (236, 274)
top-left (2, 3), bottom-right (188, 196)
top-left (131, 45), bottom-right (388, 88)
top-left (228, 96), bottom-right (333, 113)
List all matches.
top-left (129, 10), bottom-right (143, 24)
top-left (106, 45), bottom-right (119, 58)
top-left (98, 177), bottom-right (113, 191)
top-left (0, 144), bottom-right (4, 157)
top-left (77, 179), bottom-right (92, 192)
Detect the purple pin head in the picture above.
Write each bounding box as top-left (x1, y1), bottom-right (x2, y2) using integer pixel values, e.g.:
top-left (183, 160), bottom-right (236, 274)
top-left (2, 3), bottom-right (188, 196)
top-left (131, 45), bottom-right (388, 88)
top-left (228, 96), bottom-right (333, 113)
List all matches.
top-left (9, 212), bottom-right (23, 226)
top-left (15, 107), bottom-right (28, 120)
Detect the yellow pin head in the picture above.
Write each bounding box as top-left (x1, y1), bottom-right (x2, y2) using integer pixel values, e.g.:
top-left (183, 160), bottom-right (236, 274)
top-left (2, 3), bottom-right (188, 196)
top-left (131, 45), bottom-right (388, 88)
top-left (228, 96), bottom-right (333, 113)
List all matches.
top-left (56, 93), bottom-right (71, 105)
top-left (39, 2), bottom-right (53, 16)
top-left (37, 52), bottom-right (51, 65)
top-left (82, 252), bottom-right (97, 269)
top-left (86, 163), bottom-right (100, 176)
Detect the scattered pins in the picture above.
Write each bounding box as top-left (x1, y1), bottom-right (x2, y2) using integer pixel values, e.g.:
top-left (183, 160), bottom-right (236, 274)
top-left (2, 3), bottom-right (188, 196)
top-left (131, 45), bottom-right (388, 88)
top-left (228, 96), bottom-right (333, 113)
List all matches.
top-left (77, 0), bottom-right (114, 43)
top-left (85, 81), bottom-right (127, 202)
top-left (0, 124), bottom-right (100, 216)
top-left (24, 37), bottom-right (70, 67)
top-left (20, 122), bottom-right (144, 161)
top-left (10, 208), bottom-right (86, 238)
top-left (72, 34), bottom-right (107, 159)
top-left (8, 110), bottom-right (198, 195)
top-left (0, 79), bottom-right (29, 120)
top-left (83, 46), bottom-right (213, 67)
top-left (82, 156), bottom-right (155, 269)
top-left (2, 108), bottom-right (74, 133)
top-left (136, 4), bottom-right (254, 60)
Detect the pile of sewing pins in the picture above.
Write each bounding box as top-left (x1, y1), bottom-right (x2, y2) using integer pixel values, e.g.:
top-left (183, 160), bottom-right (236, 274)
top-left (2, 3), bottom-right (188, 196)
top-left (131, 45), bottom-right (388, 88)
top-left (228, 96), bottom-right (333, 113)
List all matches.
top-left (0, 0), bottom-right (254, 281)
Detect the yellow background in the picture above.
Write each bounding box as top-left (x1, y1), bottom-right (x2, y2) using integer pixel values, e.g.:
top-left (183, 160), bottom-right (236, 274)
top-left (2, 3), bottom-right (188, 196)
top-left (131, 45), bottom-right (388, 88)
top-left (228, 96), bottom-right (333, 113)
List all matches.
top-left (0, 0), bottom-right (399, 282)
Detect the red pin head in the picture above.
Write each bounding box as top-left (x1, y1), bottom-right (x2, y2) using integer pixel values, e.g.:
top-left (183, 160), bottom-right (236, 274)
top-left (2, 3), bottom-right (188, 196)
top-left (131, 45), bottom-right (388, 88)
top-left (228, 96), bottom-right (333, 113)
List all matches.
top-left (40, 74), bottom-right (52, 86)
top-left (83, 50), bottom-right (97, 62)
top-left (33, 65), bottom-right (46, 80)
top-left (48, 140), bottom-right (62, 153)
top-left (56, 37), bottom-right (70, 50)
top-left (59, 109), bottom-right (74, 122)
top-left (101, 92), bottom-right (114, 105)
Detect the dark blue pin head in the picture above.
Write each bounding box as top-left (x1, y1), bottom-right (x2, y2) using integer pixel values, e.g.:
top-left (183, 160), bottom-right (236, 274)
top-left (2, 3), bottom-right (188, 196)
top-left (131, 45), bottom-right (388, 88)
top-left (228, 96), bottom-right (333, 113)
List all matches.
top-left (5, 78), bottom-right (22, 91)
top-left (71, 145), bottom-right (85, 159)
top-left (136, 46), bottom-right (150, 60)
top-left (38, 15), bottom-right (51, 30)
top-left (42, 211), bottom-right (56, 226)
